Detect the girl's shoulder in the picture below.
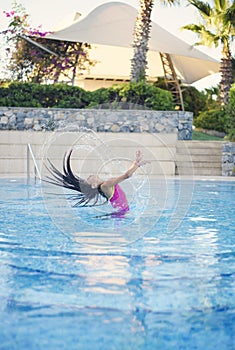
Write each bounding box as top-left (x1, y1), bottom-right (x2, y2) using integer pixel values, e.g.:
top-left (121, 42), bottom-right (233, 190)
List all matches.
top-left (98, 183), bottom-right (115, 201)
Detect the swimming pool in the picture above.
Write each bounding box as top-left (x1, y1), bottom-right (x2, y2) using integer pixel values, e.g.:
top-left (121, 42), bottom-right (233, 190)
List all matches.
top-left (0, 178), bottom-right (234, 350)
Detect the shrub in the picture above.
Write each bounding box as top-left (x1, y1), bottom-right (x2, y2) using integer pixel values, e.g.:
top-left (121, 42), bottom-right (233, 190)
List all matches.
top-left (113, 81), bottom-right (175, 110)
top-left (50, 84), bottom-right (90, 108)
top-left (226, 129), bottom-right (235, 141)
top-left (87, 87), bottom-right (118, 108)
top-left (182, 86), bottom-right (207, 117)
top-left (0, 82), bottom-right (90, 108)
top-left (0, 81), bottom-right (175, 110)
top-left (155, 81), bottom-right (215, 117)
top-left (194, 108), bottom-right (226, 132)
top-left (0, 82), bottom-right (43, 107)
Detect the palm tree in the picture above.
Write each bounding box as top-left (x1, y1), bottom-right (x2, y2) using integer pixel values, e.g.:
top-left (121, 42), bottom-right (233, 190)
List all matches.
top-left (182, 0), bottom-right (235, 105)
top-left (224, 0), bottom-right (235, 27)
top-left (130, 0), bottom-right (176, 82)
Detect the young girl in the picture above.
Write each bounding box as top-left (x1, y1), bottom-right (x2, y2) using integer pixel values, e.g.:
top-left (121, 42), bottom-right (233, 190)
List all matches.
top-left (45, 149), bottom-right (149, 214)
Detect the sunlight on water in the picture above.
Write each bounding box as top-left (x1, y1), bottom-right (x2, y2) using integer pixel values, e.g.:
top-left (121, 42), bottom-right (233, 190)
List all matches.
top-left (0, 178), bottom-right (234, 350)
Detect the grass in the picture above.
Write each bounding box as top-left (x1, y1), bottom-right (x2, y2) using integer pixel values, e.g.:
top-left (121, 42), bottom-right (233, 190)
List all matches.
top-left (192, 130), bottom-right (224, 141)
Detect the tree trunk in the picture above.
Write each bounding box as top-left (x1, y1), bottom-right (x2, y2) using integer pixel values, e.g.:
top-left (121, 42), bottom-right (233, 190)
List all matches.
top-left (219, 45), bottom-right (233, 105)
top-left (131, 0), bottom-right (154, 82)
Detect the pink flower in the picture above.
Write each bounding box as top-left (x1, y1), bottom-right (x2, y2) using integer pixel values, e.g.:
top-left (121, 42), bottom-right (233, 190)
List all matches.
top-left (3, 10), bottom-right (14, 17)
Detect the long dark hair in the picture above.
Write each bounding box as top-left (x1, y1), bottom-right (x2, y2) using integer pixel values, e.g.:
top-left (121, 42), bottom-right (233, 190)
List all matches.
top-left (44, 149), bottom-right (108, 207)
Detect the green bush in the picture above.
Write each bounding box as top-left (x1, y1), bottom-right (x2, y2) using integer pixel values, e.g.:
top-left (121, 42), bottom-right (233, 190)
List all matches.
top-left (87, 81), bottom-right (175, 110)
top-left (87, 87), bottom-right (118, 108)
top-left (194, 108), bottom-right (226, 132)
top-left (0, 82), bottom-right (42, 107)
top-left (155, 80), bottom-right (216, 117)
top-left (113, 81), bottom-right (175, 110)
top-left (226, 129), bottom-right (235, 141)
top-left (182, 86), bottom-right (207, 117)
top-left (0, 81), bottom-right (174, 110)
top-left (51, 84), bottom-right (90, 108)
top-left (0, 82), bottom-right (90, 108)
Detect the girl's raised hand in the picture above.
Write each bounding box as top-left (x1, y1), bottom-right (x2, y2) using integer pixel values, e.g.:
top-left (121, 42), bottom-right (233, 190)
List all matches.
top-left (135, 150), bottom-right (150, 167)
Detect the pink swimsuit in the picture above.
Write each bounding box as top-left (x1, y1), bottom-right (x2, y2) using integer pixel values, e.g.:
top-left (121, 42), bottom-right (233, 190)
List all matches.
top-left (109, 184), bottom-right (129, 213)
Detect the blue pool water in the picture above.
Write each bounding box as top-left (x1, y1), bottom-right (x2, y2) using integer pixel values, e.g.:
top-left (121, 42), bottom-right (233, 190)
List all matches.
top-left (0, 178), bottom-right (235, 350)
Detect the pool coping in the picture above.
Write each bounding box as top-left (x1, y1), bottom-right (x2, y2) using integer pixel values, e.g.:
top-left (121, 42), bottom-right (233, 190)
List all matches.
top-left (1, 174), bottom-right (235, 182)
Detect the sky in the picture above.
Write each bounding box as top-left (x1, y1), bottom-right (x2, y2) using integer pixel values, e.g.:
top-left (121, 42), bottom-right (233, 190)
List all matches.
top-left (0, 0), bottom-right (224, 89)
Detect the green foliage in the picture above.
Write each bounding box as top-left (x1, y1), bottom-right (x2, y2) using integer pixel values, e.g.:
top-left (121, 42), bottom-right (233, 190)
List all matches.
top-left (0, 81), bottom-right (174, 110)
top-left (11, 38), bottom-right (93, 84)
top-left (182, 0), bottom-right (235, 48)
top-left (0, 82), bottom-right (89, 108)
top-left (154, 77), bottom-right (168, 91)
top-left (87, 87), bottom-right (118, 108)
top-left (155, 80), bottom-right (220, 117)
top-left (0, 82), bottom-right (41, 107)
top-left (225, 129), bottom-right (235, 142)
top-left (2, 2), bottom-right (93, 83)
top-left (182, 0), bottom-right (235, 105)
top-left (194, 108), bottom-right (226, 132)
top-left (48, 84), bottom-right (90, 108)
top-left (192, 84), bottom-right (235, 139)
top-left (86, 81), bottom-right (175, 110)
top-left (113, 81), bottom-right (175, 110)
top-left (182, 86), bottom-right (207, 116)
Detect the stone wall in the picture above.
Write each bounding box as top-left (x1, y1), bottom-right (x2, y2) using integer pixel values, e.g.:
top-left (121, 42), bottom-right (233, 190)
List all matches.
top-left (222, 142), bottom-right (235, 176)
top-left (0, 107), bottom-right (193, 140)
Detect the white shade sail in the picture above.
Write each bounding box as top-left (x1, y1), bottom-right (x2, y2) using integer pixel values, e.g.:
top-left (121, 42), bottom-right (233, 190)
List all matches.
top-left (46, 1), bottom-right (220, 84)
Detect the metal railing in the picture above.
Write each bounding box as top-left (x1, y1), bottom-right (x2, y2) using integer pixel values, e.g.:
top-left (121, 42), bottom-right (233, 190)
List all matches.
top-left (27, 143), bottom-right (42, 184)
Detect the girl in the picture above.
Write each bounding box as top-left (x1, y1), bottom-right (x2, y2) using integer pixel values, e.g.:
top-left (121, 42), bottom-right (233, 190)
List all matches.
top-left (45, 149), bottom-right (149, 214)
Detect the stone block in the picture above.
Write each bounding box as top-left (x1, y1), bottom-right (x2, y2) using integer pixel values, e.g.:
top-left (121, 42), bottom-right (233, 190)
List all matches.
top-left (0, 116), bottom-right (8, 124)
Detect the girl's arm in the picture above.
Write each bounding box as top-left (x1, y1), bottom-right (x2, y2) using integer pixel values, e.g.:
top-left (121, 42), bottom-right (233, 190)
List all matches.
top-left (101, 150), bottom-right (149, 188)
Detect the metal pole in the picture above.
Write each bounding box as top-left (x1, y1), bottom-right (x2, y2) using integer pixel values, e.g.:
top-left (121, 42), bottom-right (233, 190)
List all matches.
top-left (27, 144), bottom-right (30, 185)
top-left (27, 144), bottom-right (42, 184)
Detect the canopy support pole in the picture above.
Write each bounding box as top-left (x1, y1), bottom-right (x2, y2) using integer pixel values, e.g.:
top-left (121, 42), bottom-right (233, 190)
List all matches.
top-left (159, 52), bottom-right (184, 111)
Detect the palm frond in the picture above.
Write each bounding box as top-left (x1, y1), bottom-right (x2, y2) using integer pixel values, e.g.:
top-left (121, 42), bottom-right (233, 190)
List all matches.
top-left (214, 0), bottom-right (230, 13)
top-left (187, 0), bottom-right (212, 17)
top-left (161, 0), bottom-right (179, 6)
top-left (181, 24), bottom-right (205, 32)
top-left (224, 1), bottom-right (235, 27)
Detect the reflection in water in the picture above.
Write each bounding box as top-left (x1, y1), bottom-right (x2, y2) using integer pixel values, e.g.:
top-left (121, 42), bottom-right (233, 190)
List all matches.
top-left (0, 179), bottom-right (235, 350)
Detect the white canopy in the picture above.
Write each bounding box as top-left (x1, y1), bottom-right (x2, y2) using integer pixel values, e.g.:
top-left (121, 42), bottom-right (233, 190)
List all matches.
top-left (46, 1), bottom-right (220, 84)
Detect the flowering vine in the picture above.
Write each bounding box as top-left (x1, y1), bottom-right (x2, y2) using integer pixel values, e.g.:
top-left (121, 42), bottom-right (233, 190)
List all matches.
top-left (1, 1), bottom-right (94, 83)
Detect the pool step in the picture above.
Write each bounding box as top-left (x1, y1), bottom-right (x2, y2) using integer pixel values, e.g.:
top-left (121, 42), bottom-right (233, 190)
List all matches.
top-left (175, 141), bottom-right (223, 176)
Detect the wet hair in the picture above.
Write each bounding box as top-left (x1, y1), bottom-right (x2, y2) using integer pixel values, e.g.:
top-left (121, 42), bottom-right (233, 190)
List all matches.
top-left (44, 149), bottom-right (108, 207)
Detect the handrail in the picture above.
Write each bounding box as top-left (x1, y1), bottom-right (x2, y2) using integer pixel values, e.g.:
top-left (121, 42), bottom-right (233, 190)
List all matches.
top-left (27, 143), bottom-right (42, 184)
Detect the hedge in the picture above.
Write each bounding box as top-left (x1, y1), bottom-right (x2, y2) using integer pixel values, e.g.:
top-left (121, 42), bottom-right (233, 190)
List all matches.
top-left (0, 81), bottom-right (175, 111)
top-left (0, 82), bottom-right (89, 108)
top-left (194, 108), bottom-right (226, 133)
